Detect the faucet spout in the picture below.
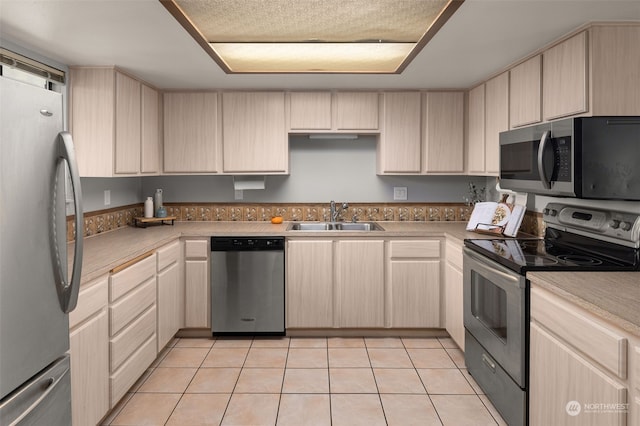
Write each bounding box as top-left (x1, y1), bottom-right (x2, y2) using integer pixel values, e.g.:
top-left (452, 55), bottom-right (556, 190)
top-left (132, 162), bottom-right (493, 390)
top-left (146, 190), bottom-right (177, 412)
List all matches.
top-left (330, 200), bottom-right (349, 222)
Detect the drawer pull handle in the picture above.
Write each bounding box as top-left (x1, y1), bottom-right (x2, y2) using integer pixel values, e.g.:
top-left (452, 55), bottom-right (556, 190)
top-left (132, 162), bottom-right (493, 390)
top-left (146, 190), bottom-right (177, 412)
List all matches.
top-left (482, 353), bottom-right (496, 373)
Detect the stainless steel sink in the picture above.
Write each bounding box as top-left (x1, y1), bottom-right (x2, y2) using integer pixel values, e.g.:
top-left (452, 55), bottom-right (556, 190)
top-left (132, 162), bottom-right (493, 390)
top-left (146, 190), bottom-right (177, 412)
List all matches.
top-left (287, 222), bottom-right (384, 231)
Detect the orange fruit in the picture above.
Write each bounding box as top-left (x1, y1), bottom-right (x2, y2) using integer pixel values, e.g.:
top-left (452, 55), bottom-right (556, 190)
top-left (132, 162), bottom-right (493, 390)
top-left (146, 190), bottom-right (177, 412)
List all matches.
top-left (271, 216), bottom-right (283, 224)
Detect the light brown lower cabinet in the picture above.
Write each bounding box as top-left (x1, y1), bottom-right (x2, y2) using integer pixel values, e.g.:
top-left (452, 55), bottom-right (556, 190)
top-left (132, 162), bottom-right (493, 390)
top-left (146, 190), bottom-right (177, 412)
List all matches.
top-left (444, 238), bottom-right (464, 350)
top-left (184, 239), bottom-right (209, 328)
top-left (387, 239), bottom-right (441, 328)
top-left (286, 239), bottom-right (334, 328)
top-left (286, 238), bottom-right (384, 329)
top-left (156, 240), bottom-right (183, 351)
top-left (529, 284), bottom-right (638, 426)
top-left (69, 276), bottom-right (109, 426)
top-left (336, 240), bottom-right (385, 328)
top-left (108, 253), bottom-right (157, 407)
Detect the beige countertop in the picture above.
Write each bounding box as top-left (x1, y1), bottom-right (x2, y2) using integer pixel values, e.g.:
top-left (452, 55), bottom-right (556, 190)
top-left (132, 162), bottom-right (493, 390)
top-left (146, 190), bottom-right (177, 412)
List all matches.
top-left (529, 271), bottom-right (640, 338)
top-left (71, 220), bottom-right (489, 284)
top-left (71, 220), bottom-right (639, 337)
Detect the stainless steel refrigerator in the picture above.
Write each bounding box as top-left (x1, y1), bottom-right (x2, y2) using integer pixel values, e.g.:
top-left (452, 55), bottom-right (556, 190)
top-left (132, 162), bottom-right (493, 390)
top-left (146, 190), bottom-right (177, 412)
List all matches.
top-left (0, 76), bottom-right (83, 425)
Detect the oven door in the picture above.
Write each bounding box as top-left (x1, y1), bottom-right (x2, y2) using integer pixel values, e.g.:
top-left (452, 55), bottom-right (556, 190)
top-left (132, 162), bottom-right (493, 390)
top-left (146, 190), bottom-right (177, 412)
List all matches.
top-left (463, 247), bottom-right (527, 386)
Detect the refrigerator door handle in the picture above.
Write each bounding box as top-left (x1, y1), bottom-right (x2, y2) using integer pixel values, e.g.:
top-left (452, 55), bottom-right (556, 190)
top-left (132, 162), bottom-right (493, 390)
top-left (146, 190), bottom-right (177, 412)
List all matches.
top-left (53, 131), bottom-right (83, 313)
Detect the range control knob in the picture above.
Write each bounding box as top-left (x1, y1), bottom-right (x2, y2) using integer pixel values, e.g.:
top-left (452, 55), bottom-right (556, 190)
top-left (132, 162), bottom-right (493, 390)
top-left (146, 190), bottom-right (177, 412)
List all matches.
top-left (620, 221), bottom-right (632, 231)
top-left (609, 220), bottom-right (621, 229)
top-left (548, 209), bottom-right (558, 217)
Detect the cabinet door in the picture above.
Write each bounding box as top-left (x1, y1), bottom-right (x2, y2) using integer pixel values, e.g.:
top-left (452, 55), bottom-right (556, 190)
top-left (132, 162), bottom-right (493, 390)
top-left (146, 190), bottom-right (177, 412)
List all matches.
top-left (378, 92), bottom-right (421, 174)
top-left (530, 323), bottom-right (627, 426)
top-left (70, 311), bottom-right (109, 426)
top-left (157, 262), bottom-right (180, 351)
top-left (590, 25), bottom-right (640, 116)
top-left (185, 260), bottom-right (209, 328)
top-left (445, 263), bottom-right (464, 351)
top-left (389, 260), bottom-right (440, 327)
top-left (423, 92), bottom-right (464, 173)
top-left (467, 84), bottom-right (486, 174)
top-left (164, 92), bottom-right (219, 173)
top-left (286, 240), bottom-right (334, 328)
top-left (69, 67), bottom-right (115, 177)
top-left (336, 240), bottom-right (384, 327)
top-left (222, 92), bottom-right (287, 173)
top-left (141, 84), bottom-right (160, 174)
top-left (289, 92), bottom-right (332, 130)
top-left (485, 72), bottom-right (509, 175)
top-left (543, 31), bottom-right (588, 120)
top-left (510, 55), bottom-right (541, 128)
top-left (335, 92), bottom-right (379, 130)
top-left (114, 72), bottom-right (141, 174)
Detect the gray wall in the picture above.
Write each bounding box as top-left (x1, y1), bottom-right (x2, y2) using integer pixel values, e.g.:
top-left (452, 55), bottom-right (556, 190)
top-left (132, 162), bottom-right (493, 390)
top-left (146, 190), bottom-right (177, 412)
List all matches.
top-left (81, 177), bottom-right (142, 212)
top-left (141, 136), bottom-right (489, 205)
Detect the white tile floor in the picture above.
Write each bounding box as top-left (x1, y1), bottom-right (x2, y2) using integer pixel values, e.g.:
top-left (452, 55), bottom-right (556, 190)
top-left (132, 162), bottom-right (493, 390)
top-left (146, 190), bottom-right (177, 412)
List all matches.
top-left (102, 336), bottom-right (507, 426)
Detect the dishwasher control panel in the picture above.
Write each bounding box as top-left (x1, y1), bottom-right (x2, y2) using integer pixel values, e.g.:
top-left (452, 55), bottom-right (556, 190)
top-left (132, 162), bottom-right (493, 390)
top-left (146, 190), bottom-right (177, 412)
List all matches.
top-left (211, 237), bottom-right (285, 251)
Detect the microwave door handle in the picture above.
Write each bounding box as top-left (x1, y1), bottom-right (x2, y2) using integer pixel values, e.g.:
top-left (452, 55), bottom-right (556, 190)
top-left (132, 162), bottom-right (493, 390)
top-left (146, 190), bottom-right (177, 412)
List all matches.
top-left (537, 130), bottom-right (552, 189)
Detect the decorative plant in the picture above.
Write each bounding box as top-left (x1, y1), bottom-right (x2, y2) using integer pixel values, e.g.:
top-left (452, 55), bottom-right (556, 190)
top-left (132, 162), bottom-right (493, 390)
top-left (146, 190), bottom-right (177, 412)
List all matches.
top-left (464, 182), bottom-right (486, 206)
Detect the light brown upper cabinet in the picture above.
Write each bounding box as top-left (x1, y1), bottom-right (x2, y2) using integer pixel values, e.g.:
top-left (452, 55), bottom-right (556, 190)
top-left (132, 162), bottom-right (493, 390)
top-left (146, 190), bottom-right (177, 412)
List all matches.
top-left (288, 91), bottom-right (380, 133)
top-left (510, 55), bottom-right (542, 128)
top-left (141, 85), bottom-right (160, 174)
top-left (484, 72), bottom-right (509, 176)
top-left (378, 92), bottom-right (422, 174)
top-left (466, 84), bottom-right (486, 175)
top-left (288, 92), bottom-right (332, 131)
top-left (70, 67), bottom-right (160, 177)
top-left (335, 92), bottom-right (380, 131)
top-left (423, 91), bottom-right (465, 174)
top-left (589, 24), bottom-right (640, 116)
top-left (163, 92), bottom-right (219, 173)
top-left (543, 31), bottom-right (588, 120)
top-left (222, 92), bottom-right (288, 174)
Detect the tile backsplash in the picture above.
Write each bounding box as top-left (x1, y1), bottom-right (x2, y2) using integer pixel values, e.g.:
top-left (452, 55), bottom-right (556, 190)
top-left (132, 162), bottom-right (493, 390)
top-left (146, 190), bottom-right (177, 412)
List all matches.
top-left (67, 203), bottom-right (543, 241)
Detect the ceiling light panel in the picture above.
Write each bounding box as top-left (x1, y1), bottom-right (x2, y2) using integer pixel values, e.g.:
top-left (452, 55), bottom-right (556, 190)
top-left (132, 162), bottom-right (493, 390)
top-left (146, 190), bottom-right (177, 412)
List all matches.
top-left (162, 0), bottom-right (463, 73)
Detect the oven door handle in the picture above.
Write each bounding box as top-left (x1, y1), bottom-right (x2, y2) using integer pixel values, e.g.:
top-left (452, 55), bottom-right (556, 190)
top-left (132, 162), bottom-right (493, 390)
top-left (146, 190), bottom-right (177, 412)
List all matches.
top-left (464, 248), bottom-right (523, 286)
top-left (537, 130), bottom-right (552, 189)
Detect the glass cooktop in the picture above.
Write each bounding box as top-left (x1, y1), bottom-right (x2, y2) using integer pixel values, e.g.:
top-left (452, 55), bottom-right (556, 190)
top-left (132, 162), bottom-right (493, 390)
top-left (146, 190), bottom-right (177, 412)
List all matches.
top-left (464, 234), bottom-right (639, 274)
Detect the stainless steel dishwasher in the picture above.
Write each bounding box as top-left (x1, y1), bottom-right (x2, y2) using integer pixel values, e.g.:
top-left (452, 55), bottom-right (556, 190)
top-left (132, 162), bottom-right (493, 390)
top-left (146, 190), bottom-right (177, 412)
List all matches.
top-left (210, 237), bottom-right (285, 335)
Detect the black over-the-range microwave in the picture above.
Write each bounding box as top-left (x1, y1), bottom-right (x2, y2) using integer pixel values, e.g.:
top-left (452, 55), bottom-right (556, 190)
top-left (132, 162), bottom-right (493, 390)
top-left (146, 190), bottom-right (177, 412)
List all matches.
top-left (499, 116), bottom-right (640, 200)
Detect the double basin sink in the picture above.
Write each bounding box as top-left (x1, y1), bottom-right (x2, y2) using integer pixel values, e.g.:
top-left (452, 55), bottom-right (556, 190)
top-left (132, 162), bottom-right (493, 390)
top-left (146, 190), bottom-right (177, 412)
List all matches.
top-left (287, 221), bottom-right (385, 232)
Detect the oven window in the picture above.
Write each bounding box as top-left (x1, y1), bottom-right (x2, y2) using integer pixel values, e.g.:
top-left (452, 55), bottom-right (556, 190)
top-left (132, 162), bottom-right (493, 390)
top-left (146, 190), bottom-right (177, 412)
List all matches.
top-left (470, 271), bottom-right (507, 341)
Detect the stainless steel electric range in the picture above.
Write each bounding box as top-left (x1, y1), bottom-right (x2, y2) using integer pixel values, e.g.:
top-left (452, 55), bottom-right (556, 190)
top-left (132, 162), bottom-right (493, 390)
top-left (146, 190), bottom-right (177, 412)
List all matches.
top-left (463, 202), bottom-right (640, 426)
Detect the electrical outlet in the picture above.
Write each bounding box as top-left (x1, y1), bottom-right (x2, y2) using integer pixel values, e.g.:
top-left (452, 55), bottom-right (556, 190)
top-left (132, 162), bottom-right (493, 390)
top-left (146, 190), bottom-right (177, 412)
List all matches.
top-left (234, 189), bottom-right (243, 200)
top-left (393, 187), bottom-right (407, 201)
top-left (104, 190), bottom-right (111, 206)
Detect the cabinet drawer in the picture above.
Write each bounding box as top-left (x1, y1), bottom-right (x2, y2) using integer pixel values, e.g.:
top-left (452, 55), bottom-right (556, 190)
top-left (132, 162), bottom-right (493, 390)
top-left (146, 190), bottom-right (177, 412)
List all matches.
top-left (110, 253), bottom-right (155, 302)
top-left (110, 335), bottom-right (156, 407)
top-left (110, 278), bottom-right (156, 336)
top-left (185, 239), bottom-right (208, 259)
top-left (389, 240), bottom-right (440, 258)
top-left (70, 276), bottom-right (108, 329)
top-left (157, 240), bottom-right (180, 271)
top-left (110, 305), bottom-right (156, 371)
top-left (531, 286), bottom-right (627, 379)
top-left (445, 239), bottom-right (463, 270)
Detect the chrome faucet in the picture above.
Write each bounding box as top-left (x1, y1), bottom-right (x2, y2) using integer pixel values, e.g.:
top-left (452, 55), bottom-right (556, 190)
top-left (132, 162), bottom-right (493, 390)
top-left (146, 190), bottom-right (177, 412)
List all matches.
top-left (330, 200), bottom-right (349, 222)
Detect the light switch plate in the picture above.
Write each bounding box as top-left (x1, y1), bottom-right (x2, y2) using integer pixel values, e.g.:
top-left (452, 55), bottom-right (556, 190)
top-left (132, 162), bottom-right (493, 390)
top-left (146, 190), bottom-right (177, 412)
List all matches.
top-left (393, 187), bottom-right (407, 201)
top-left (104, 190), bottom-right (111, 206)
